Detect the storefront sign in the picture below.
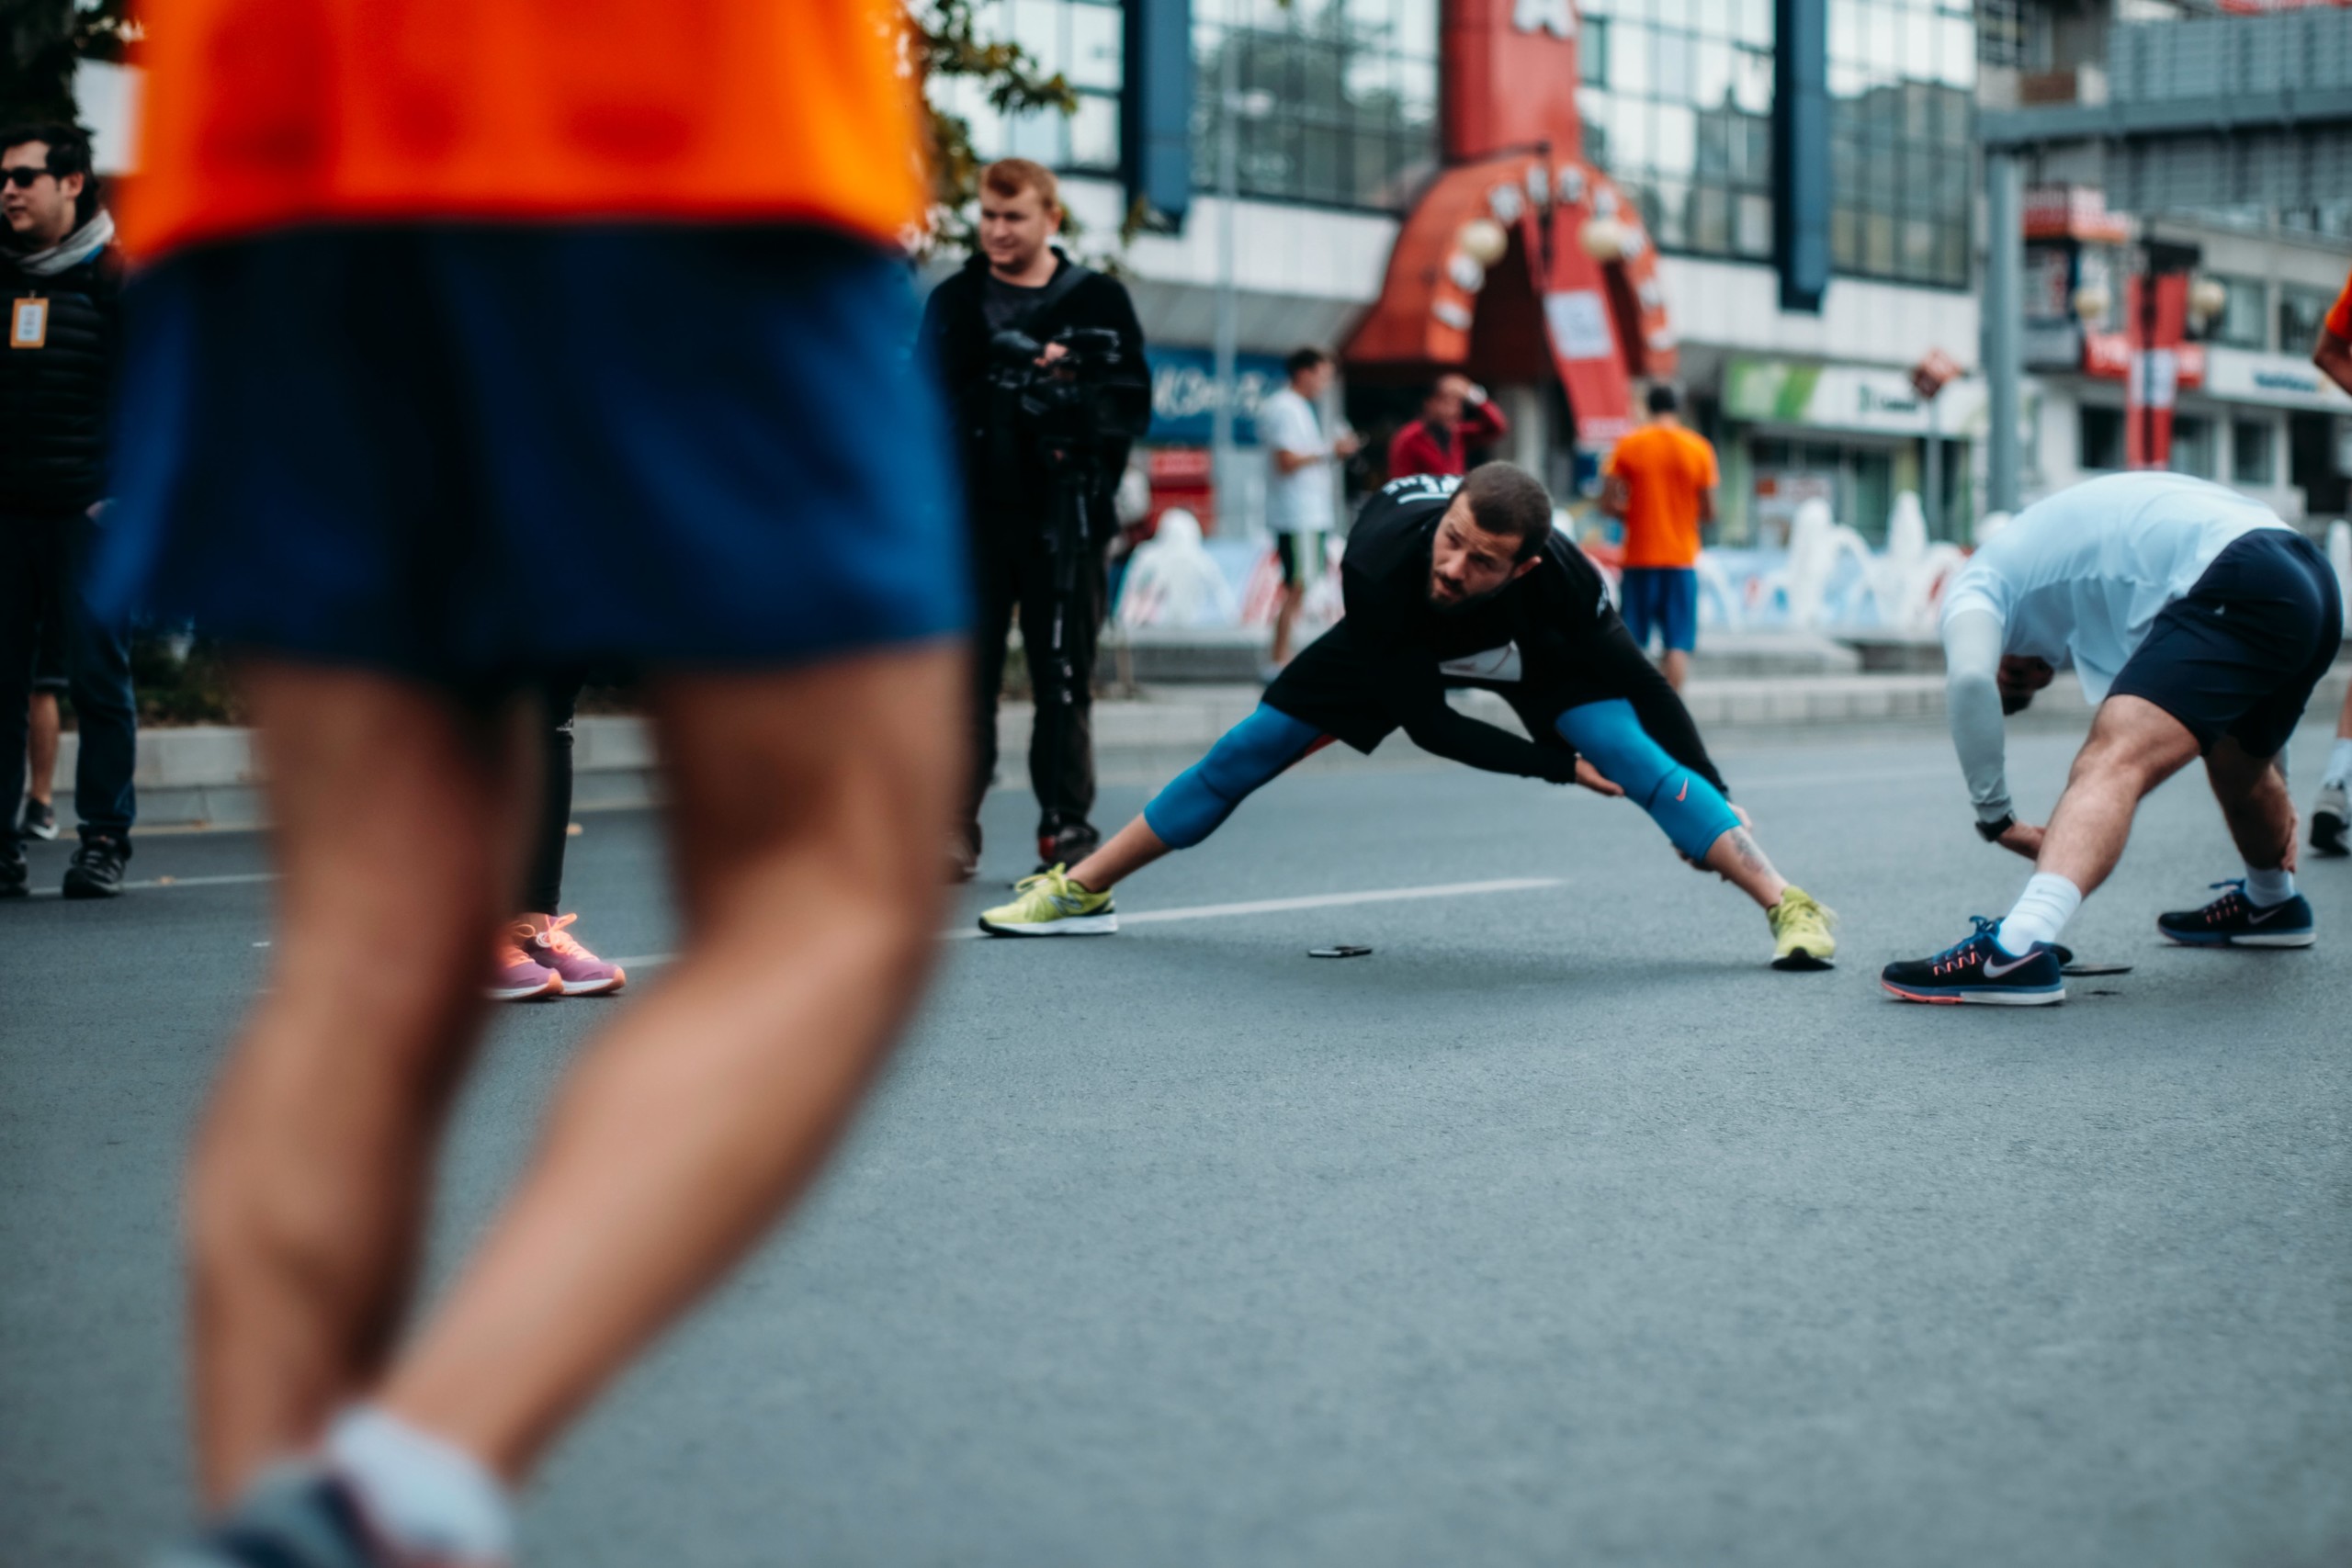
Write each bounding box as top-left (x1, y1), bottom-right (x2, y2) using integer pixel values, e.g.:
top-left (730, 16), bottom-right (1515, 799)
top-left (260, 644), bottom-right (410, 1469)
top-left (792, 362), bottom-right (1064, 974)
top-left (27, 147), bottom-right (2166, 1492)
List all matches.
top-left (1722, 357), bottom-right (1987, 435)
top-left (1144, 346), bottom-right (1288, 446)
top-left (2199, 346), bottom-right (2352, 410)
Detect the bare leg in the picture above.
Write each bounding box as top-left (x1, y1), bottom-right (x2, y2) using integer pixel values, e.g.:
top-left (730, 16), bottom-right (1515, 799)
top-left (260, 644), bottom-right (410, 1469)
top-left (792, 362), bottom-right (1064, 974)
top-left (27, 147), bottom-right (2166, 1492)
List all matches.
top-left (1695, 821), bottom-right (1789, 909)
top-left (376, 645), bottom-right (962, 1481)
top-left (1068, 814), bottom-right (1171, 892)
top-left (2205, 734), bottom-right (2299, 874)
top-left (1270, 582), bottom-right (1305, 668)
top-left (187, 666), bottom-right (537, 1504)
top-left (1659, 649), bottom-right (1691, 691)
top-left (27, 691), bottom-right (59, 805)
top-left (2033, 695), bottom-right (2201, 896)
top-left (2338, 682), bottom-right (2352, 743)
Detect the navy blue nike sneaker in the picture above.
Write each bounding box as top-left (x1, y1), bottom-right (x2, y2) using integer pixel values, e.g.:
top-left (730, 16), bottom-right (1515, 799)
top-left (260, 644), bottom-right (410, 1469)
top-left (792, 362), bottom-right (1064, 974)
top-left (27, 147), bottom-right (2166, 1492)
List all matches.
top-left (2156, 879), bottom-right (2316, 948)
top-left (1881, 916), bottom-right (2065, 1006)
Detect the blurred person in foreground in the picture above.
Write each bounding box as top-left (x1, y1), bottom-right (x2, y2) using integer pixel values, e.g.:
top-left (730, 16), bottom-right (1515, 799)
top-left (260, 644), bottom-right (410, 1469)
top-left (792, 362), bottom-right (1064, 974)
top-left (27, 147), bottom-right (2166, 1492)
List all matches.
top-left (2302, 265), bottom-right (2352, 856)
top-left (1257, 346), bottom-right (1359, 675)
top-left (107, 6), bottom-right (968, 1564)
top-left (1, 122), bottom-right (138, 897)
top-left (1385, 370), bottom-right (1508, 480)
top-left (1600, 385), bottom-right (1719, 692)
top-left (920, 159), bottom-right (1147, 879)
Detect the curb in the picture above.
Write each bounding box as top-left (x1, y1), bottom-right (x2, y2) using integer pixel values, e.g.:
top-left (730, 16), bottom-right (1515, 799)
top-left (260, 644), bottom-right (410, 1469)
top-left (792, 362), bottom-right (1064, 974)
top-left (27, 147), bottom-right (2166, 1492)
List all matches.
top-left (50, 663), bottom-right (2352, 830)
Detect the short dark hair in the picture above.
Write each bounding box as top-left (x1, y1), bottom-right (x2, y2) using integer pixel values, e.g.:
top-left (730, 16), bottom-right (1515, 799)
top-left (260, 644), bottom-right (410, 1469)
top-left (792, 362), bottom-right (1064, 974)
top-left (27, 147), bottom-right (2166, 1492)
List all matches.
top-left (2000, 689), bottom-right (2035, 716)
top-left (1284, 346), bottom-right (1330, 378)
top-left (1645, 383), bottom-right (1679, 416)
top-left (1457, 462), bottom-right (1554, 561)
top-left (2, 123), bottom-right (99, 226)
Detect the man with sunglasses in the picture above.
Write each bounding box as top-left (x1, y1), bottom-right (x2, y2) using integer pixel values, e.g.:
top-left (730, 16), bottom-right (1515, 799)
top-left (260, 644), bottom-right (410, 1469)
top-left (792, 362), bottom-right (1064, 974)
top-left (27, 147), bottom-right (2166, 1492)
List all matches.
top-left (0, 122), bottom-right (138, 898)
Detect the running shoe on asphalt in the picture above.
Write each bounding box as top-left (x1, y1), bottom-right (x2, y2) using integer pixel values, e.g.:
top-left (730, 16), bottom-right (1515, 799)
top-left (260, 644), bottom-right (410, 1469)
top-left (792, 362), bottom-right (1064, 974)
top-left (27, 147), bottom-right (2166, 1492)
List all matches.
top-left (1033, 820), bottom-right (1101, 875)
top-left (517, 913), bottom-right (627, 995)
top-left (488, 936), bottom-right (562, 1001)
top-left (1880, 916), bottom-right (2064, 1005)
top-left (158, 1467), bottom-right (499, 1568)
top-left (1768, 886), bottom-right (1837, 969)
top-left (2155, 879), bottom-right (2316, 948)
top-left (2313, 781), bottom-right (2349, 858)
top-left (18, 796), bottom-right (57, 840)
top-left (62, 834), bottom-right (129, 898)
top-left (978, 864), bottom-right (1116, 937)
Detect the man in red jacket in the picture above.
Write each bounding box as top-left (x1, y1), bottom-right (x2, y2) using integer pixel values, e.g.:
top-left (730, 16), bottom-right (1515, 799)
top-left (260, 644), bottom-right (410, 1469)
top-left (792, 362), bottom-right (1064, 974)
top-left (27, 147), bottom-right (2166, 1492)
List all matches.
top-left (1386, 372), bottom-right (1510, 479)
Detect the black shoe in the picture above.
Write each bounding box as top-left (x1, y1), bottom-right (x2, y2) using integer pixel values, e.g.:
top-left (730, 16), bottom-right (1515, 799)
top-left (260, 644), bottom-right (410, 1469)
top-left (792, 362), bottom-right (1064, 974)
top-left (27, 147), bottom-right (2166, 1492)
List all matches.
top-left (62, 834), bottom-right (130, 899)
top-left (1035, 820), bottom-right (1100, 874)
top-left (1880, 916), bottom-right (2065, 1005)
top-left (17, 796), bottom-right (56, 840)
top-left (2312, 781), bottom-right (2348, 857)
top-left (2155, 879), bottom-right (2316, 948)
top-left (1, 840), bottom-right (25, 898)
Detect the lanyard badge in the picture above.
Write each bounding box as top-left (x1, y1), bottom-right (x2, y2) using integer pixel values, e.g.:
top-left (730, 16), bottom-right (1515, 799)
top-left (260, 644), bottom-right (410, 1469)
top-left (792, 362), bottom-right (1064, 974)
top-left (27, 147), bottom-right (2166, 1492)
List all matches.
top-left (9, 297), bottom-right (47, 350)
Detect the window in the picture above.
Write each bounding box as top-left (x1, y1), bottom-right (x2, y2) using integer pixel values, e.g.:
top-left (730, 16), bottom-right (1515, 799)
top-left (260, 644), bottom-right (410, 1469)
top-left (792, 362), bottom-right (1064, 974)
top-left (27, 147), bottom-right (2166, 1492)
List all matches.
top-left (1194, 0), bottom-right (1440, 209)
top-left (2233, 418), bottom-right (2275, 486)
top-left (1577, 0), bottom-right (1777, 264)
top-left (2191, 276), bottom-right (2267, 352)
top-left (1826, 0), bottom-right (1974, 288)
top-left (938, 0), bottom-right (1125, 175)
top-left (2279, 286), bottom-right (2335, 355)
top-left (2079, 405), bottom-right (2124, 471)
top-left (2168, 414), bottom-right (2215, 479)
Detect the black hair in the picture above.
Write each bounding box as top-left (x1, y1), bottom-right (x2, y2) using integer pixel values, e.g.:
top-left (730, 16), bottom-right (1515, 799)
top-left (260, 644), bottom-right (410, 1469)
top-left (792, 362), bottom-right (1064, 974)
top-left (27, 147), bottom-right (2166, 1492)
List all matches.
top-left (1645, 383), bottom-right (1679, 416)
top-left (1458, 462), bottom-right (1555, 561)
top-left (1, 122), bottom-right (100, 226)
top-left (1284, 346), bottom-right (1330, 378)
top-left (2000, 689), bottom-right (2035, 716)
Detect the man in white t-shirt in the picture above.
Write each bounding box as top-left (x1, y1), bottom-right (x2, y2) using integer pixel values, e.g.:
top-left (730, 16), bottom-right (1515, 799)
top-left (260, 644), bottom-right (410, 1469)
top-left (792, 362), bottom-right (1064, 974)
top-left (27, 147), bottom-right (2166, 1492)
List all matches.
top-left (1883, 471), bottom-right (2344, 1005)
top-left (1258, 347), bottom-right (1359, 671)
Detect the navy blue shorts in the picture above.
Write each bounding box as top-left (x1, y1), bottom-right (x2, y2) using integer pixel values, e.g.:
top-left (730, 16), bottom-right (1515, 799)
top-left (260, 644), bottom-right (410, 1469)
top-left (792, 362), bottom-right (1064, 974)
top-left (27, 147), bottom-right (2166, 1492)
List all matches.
top-left (2108, 529), bottom-right (2343, 758)
top-left (96, 225), bottom-right (967, 687)
top-left (1618, 566), bottom-right (1699, 653)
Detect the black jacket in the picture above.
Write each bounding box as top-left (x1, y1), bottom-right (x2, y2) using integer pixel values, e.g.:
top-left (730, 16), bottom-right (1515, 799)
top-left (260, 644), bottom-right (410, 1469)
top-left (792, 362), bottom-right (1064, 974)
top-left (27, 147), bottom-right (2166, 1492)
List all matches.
top-left (0, 234), bottom-right (123, 515)
top-left (918, 249), bottom-right (1147, 550)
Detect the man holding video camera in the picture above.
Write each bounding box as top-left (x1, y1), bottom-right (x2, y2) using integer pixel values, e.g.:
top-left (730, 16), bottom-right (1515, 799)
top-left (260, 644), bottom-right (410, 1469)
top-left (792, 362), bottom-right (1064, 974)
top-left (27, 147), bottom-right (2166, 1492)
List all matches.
top-left (922, 158), bottom-right (1148, 878)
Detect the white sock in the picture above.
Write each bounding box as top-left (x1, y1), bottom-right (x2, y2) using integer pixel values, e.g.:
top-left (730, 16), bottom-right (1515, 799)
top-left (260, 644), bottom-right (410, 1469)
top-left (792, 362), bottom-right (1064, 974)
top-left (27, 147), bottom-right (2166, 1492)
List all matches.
top-left (1996, 873), bottom-right (2083, 955)
top-left (326, 1406), bottom-right (514, 1563)
top-left (2325, 737), bottom-right (2352, 789)
top-left (2243, 863), bottom-right (2295, 907)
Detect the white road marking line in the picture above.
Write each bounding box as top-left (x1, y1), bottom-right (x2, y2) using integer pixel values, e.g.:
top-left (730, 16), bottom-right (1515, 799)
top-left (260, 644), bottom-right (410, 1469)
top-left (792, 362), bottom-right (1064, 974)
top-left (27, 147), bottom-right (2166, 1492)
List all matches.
top-left (612, 875), bottom-right (1567, 968)
top-left (25, 871), bottom-right (278, 898)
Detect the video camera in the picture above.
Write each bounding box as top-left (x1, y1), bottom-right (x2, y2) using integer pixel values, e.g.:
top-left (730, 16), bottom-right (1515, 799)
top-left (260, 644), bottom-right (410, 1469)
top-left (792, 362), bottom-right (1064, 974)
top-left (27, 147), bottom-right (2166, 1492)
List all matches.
top-left (986, 325), bottom-right (1153, 456)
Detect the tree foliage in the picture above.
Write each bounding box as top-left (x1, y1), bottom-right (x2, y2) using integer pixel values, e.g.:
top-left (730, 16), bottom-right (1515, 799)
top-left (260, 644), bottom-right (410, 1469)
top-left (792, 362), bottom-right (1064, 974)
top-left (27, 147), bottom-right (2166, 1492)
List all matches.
top-left (1, 0), bottom-right (137, 128)
top-left (906, 0), bottom-right (1080, 255)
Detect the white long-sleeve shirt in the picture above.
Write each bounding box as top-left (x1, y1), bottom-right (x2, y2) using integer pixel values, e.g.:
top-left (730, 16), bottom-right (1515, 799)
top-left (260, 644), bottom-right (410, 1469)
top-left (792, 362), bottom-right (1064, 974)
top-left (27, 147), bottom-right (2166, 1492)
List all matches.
top-left (1939, 472), bottom-right (2291, 825)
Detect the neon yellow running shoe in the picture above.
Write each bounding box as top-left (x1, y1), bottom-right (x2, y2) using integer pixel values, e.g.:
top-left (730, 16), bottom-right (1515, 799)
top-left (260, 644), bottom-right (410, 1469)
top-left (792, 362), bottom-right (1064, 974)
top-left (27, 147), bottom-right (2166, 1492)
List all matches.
top-left (1769, 886), bottom-right (1837, 969)
top-left (978, 864), bottom-right (1117, 937)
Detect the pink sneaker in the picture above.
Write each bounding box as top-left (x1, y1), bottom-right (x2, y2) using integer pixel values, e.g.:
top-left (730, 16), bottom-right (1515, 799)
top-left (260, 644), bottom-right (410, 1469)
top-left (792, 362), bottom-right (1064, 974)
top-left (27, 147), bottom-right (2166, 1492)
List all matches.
top-left (489, 935), bottom-right (561, 1001)
top-left (518, 912), bottom-right (628, 996)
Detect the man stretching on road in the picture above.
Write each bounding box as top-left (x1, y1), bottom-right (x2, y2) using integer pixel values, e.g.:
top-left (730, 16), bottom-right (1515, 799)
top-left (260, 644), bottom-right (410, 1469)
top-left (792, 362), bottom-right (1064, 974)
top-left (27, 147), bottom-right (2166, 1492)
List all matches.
top-left (1882, 471), bottom-right (2343, 1006)
top-left (978, 465), bottom-right (1838, 970)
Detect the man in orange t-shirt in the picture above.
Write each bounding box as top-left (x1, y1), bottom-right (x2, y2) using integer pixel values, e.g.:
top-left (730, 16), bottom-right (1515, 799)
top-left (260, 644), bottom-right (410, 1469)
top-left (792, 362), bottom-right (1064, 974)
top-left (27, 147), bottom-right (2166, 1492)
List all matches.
top-left (113, 6), bottom-right (972, 1563)
top-left (1601, 385), bottom-right (1720, 690)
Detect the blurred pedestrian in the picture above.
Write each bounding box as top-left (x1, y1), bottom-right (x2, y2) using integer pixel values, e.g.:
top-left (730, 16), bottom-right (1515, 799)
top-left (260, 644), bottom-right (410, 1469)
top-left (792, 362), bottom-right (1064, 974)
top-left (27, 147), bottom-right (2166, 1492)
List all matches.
top-left (1600, 385), bottom-right (1719, 691)
top-left (0, 122), bottom-right (137, 897)
top-left (489, 675), bottom-right (628, 1002)
top-left (18, 609), bottom-right (67, 840)
top-left (1257, 347), bottom-right (1358, 673)
top-left (109, 6), bottom-right (967, 1565)
top-left (2301, 263), bottom-right (2352, 857)
top-left (1386, 372), bottom-right (1509, 480)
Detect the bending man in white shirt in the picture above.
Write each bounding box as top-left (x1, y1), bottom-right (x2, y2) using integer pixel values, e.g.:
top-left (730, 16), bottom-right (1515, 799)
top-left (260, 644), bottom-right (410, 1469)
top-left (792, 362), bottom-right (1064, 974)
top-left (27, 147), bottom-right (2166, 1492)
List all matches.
top-left (1882, 471), bottom-right (2345, 1006)
top-left (1258, 347), bottom-right (1359, 672)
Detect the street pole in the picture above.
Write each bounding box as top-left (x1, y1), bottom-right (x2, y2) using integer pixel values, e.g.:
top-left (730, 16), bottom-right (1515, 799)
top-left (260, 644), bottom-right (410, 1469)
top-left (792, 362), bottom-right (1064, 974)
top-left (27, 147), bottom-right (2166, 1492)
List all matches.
top-left (1924, 392), bottom-right (1943, 541)
top-left (1984, 147), bottom-right (2023, 523)
top-left (1210, 0), bottom-right (1240, 534)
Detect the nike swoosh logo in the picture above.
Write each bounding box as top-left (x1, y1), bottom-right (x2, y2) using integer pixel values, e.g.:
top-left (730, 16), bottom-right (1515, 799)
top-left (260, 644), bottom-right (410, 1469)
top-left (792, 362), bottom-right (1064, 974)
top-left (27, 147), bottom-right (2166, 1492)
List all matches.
top-left (2249, 904), bottom-right (2290, 923)
top-left (1675, 778), bottom-right (1689, 802)
top-left (1983, 953), bottom-right (2039, 977)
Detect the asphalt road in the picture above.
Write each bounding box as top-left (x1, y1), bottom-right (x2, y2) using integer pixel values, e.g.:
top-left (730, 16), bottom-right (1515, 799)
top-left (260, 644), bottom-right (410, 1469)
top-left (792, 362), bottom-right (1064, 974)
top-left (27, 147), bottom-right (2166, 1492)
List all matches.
top-left (5, 717), bottom-right (2349, 1567)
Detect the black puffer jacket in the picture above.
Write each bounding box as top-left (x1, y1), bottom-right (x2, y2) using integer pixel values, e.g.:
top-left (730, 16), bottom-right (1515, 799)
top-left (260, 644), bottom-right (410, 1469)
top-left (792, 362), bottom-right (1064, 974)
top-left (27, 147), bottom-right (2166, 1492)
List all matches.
top-left (0, 231), bottom-right (123, 515)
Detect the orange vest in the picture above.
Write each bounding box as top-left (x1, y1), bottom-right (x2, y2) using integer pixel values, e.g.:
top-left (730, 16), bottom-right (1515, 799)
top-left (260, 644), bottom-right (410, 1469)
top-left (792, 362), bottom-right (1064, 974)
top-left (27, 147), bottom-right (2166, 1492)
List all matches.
top-left (121, 0), bottom-right (926, 259)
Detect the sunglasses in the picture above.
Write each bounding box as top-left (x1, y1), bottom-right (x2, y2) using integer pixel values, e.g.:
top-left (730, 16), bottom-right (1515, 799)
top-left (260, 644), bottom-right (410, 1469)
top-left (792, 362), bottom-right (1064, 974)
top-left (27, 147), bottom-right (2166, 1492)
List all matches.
top-left (3, 167), bottom-right (54, 188)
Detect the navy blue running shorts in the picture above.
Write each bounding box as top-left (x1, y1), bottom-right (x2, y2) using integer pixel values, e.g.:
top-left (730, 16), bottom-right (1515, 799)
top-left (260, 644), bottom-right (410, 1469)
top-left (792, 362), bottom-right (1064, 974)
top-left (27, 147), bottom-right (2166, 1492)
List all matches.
top-left (1618, 566), bottom-right (1698, 654)
top-left (96, 225), bottom-right (968, 688)
top-left (2107, 528), bottom-right (2344, 758)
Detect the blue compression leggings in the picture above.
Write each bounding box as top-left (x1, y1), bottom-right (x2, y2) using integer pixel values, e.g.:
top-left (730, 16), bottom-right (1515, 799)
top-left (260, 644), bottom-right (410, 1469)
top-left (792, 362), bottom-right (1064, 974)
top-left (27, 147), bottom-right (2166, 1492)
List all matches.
top-left (1144, 705), bottom-right (1326, 848)
top-left (1554, 698), bottom-right (1742, 860)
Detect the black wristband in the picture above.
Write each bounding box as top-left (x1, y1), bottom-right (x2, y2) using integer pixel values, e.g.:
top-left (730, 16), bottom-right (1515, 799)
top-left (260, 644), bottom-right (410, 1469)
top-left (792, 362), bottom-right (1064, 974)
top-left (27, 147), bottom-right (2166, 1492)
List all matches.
top-left (1975, 812), bottom-right (2015, 842)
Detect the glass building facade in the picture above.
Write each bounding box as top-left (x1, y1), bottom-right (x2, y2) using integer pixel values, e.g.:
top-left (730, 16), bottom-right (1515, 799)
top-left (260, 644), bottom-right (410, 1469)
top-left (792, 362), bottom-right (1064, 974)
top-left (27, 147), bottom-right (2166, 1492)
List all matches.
top-left (945, 0), bottom-right (1974, 287)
